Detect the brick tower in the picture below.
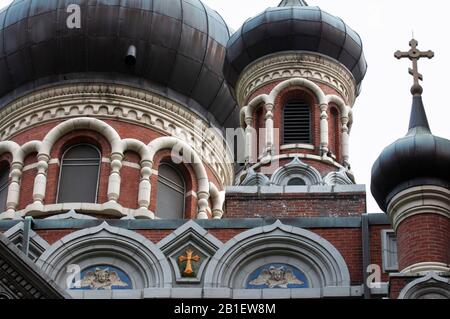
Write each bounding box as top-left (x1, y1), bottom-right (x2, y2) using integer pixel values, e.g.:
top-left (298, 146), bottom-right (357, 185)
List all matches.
top-left (223, 0), bottom-right (368, 218)
top-left (371, 39), bottom-right (450, 298)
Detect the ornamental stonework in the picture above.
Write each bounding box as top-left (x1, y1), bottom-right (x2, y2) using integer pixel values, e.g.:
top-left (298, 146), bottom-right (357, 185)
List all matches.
top-left (235, 52), bottom-right (357, 107)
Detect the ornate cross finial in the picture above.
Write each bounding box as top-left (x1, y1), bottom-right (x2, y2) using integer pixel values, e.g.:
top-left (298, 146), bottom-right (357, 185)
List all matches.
top-left (394, 39), bottom-right (434, 95)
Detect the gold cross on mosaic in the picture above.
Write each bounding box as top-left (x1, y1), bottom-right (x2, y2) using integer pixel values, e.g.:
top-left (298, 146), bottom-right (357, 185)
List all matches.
top-left (178, 249), bottom-right (201, 276)
top-left (394, 39), bottom-right (434, 95)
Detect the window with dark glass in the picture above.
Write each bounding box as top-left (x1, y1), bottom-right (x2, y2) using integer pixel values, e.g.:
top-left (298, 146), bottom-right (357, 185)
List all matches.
top-left (0, 164), bottom-right (10, 212)
top-left (283, 100), bottom-right (312, 144)
top-left (156, 164), bottom-right (185, 219)
top-left (287, 177), bottom-right (306, 186)
top-left (57, 144), bottom-right (101, 203)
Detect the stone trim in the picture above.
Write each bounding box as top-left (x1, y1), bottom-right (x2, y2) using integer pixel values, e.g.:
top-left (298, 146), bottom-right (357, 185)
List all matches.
top-left (67, 285), bottom-right (364, 299)
top-left (36, 222), bottom-right (173, 289)
top-left (387, 185), bottom-right (450, 231)
top-left (0, 83), bottom-right (234, 187)
top-left (0, 118), bottom-right (226, 220)
top-left (401, 262), bottom-right (450, 275)
top-left (204, 220), bottom-right (351, 289)
top-left (0, 215), bottom-right (388, 231)
top-left (4, 222), bottom-right (50, 261)
top-left (236, 52), bottom-right (356, 107)
top-left (398, 272), bottom-right (450, 299)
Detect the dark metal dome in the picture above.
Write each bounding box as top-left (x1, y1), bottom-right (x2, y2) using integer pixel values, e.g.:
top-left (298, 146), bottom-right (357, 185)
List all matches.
top-left (223, 1), bottom-right (367, 93)
top-left (0, 0), bottom-right (239, 128)
top-left (371, 96), bottom-right (450, 212)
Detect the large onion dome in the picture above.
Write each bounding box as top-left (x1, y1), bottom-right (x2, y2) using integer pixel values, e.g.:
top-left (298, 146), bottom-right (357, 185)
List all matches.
top-left (0, 0), bottom-right (239, 127)
top-left (371, 95), bottom-right (450, 211)
top-left (223, 0), bottom-right (367, 93)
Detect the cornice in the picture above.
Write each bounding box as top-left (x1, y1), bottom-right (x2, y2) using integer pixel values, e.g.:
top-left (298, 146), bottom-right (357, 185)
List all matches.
top-left (0, 83), bottom-right (234, 186)
top-left (235, 52), bottom-right (357, 107)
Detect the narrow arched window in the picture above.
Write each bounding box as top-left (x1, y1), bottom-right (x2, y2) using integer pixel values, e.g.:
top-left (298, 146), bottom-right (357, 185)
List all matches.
top-left (283, 99), bottom-right (311, 145)
top-left (57, 144), bottom-right (101, 203)
top-left (156, 164), bottom-right (185, 219)
top-left (0, 163), bottom-right (10, 212)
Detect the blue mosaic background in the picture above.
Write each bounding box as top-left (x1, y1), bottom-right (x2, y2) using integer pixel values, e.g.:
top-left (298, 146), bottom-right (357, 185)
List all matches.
top-left (246, 263), bottom-right (308, 289)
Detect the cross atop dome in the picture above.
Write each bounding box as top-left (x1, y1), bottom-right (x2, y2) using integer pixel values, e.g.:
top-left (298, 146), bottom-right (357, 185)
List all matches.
top-left (395, 39), bottom-right (434, 96)
top-left (278, 0), bottom-right (308, 7)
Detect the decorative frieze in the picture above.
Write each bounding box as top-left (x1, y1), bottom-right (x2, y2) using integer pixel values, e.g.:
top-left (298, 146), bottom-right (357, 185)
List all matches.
top-left (0, 83), bottom-right (234, 186)
top-left (236, 52), bottom-right (357, 107)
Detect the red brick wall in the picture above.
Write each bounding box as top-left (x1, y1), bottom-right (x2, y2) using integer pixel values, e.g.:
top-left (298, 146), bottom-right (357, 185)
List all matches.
top-left (136, 229), bottom-right (174, 244)
top-left (208, 229), bottom-right (244, 243)
top-left (248, 80), bottom-right (345, 177)
top-left (389, 276), bottom-right (413, 299)
top-left (27, 225), bottom-right (375, 286)
top-left (313, 228), bottom-right (363, 285)
top-left (35, 230), bottom-right (75, 245)
top-left (328, 105), bottom-right (341, 162)
top-left (7, 118), bottom-right (221, 216)
top-left (225, 192), bottom-right (366, 218)
top-left (396, 213), bottom-right (450, 270)
top-left (369, 225), bottom-right (393, 282)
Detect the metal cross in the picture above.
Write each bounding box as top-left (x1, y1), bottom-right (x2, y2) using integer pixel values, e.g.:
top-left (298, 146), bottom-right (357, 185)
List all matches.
top-left (178, 249), bottom-right (200, 276)
top-left (394, 39), bottom-right (434, 95)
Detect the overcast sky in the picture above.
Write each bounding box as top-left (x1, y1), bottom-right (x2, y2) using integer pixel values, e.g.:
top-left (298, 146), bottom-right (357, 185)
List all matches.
top-left (1, 0), bottom-right (449, 213)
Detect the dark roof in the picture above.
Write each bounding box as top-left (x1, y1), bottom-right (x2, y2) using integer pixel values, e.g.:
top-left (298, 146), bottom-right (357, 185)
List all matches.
top-left (223, 2), bottom-right (367, 93)
top-left (0, 0), bottom-right (239, 128)
top-left (0, 234), bottom-right (70, 299)
top-left (371, 95), bottom-right (450, 211)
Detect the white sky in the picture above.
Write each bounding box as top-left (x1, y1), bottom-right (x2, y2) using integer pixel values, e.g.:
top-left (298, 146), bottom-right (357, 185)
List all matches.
top-left (1, 0), bottom-right (449, 213)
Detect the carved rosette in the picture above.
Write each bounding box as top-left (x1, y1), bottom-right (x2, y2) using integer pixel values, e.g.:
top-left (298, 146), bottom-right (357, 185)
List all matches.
top-left (235, 52), bottom-right (357, 107)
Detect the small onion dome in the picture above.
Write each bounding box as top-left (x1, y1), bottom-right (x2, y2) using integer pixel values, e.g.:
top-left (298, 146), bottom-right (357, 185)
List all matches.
top-left (371, 95), bottom-right (450, 212)
top-left (0, 0), bottom-right (238, 128)
top-left (223, 0), bottom-right (367, 93)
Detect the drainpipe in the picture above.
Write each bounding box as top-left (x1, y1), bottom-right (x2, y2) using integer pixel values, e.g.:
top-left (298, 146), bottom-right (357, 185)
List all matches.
top-left (362, 214), bottom-right (371, 299)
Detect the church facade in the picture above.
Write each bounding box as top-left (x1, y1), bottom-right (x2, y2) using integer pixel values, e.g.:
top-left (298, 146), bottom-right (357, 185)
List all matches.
top-left (0, 0), bottom-right (449, 299)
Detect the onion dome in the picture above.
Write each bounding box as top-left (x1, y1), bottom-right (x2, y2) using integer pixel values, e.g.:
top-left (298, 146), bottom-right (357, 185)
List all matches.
top-left (371, 95), bottom-right (450, 212)
top-left (0, 0), bottom-right (238, 127)
top-left (223, 0), bottom-right (367, 93)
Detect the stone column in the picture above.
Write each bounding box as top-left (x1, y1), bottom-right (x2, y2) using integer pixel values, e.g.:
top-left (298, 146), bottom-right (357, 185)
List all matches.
top-left (32, 154), bottom-right (50, 209)
top-left (107, 153), bottom-right (123, 203)
top-left (320, 103), bottom-right (329, 155)
top-left (135, 160), bottom-right (155, 219)
top-left (341, 116), bottom-right (350, 167)
top-left (196, 191), bottom-right (209, 220)
top-left (265, 103), bottom-right (274, 155)
top-left (244, 116), bottom-right (256, 164)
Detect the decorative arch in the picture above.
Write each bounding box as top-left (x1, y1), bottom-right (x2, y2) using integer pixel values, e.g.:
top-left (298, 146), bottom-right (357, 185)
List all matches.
top-left (148, 136), bottom-right (210, 219)
top-left (40, 118), bottom-right (122, 156)
top-left (398, 272), bottom-right (450, 299)
top-left (204, 220), bottom-right (351, 291)
top-left (323, 169), bottom-right (354, 185)
top-left (36, 222), bottom-right (172, 291)
top-left (270, 157), bottom-right (323, 186)
top-left (269, 78), bottom-right (327, 107)
top-left (240, 168), bottom-right (270, 186)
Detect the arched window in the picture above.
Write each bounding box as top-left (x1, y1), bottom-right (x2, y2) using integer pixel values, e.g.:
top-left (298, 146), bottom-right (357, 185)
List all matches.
top-left (283, 99), bottom-right (311, 145)
top-left (156, 163), bottom-right (185, 219)
top-left (0, 163), bottom-right (10, 212)
top-left (57, 144), bottom-right (101, 203)
top-left (287, 177), bottom-right (306, 186)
